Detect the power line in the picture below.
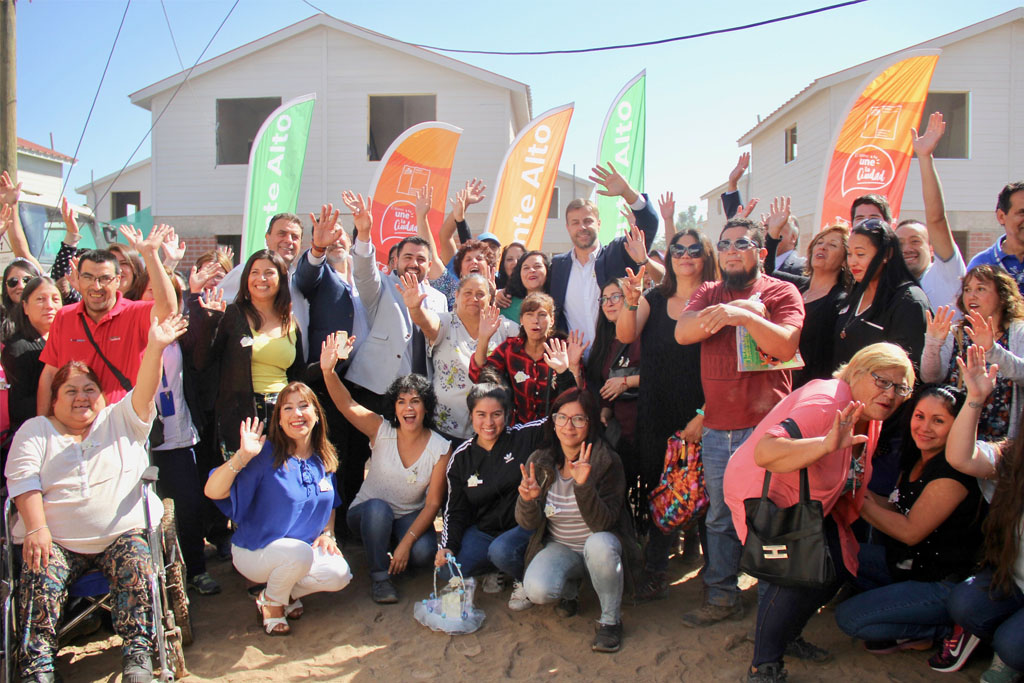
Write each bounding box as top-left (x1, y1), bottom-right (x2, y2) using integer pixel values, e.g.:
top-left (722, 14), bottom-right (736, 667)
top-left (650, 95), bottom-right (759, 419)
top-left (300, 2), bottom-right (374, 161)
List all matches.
top-left (300, 0), bottom-right (869, 56)
top-left (160, 0), bottom-right (187, 70)
top-left (92, 0), bottom-right (240, 215)
top-left (59, 0), bottom-right (131, 201)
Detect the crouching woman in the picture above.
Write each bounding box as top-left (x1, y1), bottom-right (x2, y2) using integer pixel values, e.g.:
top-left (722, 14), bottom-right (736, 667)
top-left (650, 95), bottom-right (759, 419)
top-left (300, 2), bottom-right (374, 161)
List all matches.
top-left (515, 388), bottom-right (638, 653)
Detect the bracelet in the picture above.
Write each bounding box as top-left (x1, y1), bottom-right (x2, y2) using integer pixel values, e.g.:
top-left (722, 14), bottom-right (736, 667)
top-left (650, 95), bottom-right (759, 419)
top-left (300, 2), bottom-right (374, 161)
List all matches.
top-left (311, 244), bottom-right (327, 256)
top-left (226, 458), bottom-right (243, 474)
top-left (626, 303), bottom-right (639, 311)
top-left (320, 530), bottom-right (336, 540)
top-left (407, 530), bottom-right (418, 540)
top-left (696, 408), bottom-right (705, 416)
top-left (968, 400), bottom-right (985, 409)
top-left (25, 525), bottom-right (48, 537)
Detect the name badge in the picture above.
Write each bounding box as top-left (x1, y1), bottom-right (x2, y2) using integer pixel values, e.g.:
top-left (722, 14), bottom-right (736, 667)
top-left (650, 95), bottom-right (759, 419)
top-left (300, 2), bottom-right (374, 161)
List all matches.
top-left (319, 478), bottom-right (331, 492)
top-left (513, 370), bottom-right (529, 384)
top-left (406, 472), bottom-right (417, 484)
top-left (544, 503), bottom-right (558, 518)
top-left (467, 474), bottom-right (482, 488)
top-left (240, 336), bottom-right (254, 348)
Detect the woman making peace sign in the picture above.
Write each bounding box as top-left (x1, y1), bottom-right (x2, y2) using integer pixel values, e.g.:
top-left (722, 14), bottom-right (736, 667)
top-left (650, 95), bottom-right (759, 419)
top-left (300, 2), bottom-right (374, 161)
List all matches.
top-left (515, 388), bottom-right (639, 654)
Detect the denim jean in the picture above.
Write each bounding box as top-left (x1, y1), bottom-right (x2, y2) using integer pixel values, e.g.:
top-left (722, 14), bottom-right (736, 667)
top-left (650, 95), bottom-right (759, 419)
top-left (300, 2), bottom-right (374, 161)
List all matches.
top-left (522, 533), bottom-right (623, 625)
top-left (346, 499), bottom-right (437, 582)
top-left (443, 525), bottom-right (533, 580)
top-left (834, 543), bottom-right (954, 642)
top-left (948, 566), bottom-right (1024, 671)
top-left (701, 426), bottom-right (753, 606)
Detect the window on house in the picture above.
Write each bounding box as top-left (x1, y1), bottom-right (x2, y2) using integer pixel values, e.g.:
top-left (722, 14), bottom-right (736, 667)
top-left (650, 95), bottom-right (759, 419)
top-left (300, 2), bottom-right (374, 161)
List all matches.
top-left (368, 95), bottom-right (436, 161)
top-left (216, 97), bottom-right (282, 165)
top-left (217, 234), bottom-right (241, 264)
top-left (921, 92), bottom-right (969, 159)
top-left (548, 187), bottom-right (560, 219)
top-left (112, 191), bottom-right (141, 219)
top-left (784, 125), bottom-right (798, 163)
top-left (952, 230), bottom-right (968, 261)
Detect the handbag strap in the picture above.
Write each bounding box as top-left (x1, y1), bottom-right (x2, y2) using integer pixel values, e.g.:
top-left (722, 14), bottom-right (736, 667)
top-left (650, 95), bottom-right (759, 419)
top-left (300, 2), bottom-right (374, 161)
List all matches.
top-left (759, 418), bottom-right (812, 503)
top-left (79, 312), bottom-right (133, 391)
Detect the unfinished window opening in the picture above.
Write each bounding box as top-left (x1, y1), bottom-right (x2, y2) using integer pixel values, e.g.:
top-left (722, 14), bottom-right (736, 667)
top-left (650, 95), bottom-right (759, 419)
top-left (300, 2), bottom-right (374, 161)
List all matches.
top-left (368, 95), bottom-right (437, 161)
top-left (216, 97), bottom-right (282, 165)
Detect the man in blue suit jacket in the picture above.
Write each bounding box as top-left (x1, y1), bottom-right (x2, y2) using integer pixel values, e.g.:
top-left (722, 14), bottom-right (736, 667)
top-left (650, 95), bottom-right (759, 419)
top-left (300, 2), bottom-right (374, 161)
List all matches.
top-left (549, 163), bottom-right (659, 347)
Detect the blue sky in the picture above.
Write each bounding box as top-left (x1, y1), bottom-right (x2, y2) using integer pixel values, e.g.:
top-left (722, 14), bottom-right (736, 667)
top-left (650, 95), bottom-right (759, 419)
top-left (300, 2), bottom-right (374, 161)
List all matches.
top-left (14, 0), bottom-right (1022, 215)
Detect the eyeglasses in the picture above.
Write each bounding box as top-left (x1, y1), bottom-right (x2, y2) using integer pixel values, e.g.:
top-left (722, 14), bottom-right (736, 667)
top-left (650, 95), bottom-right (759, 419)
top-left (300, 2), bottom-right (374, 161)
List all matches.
top-left (669, 243), bottom-right (703, 259)
top-left (5, 276), bottom-right (32, 289)
top-left (716, 238), bottom-right (758, 252)
top-left (598, 293), bottom-right (624, 305)
top-left (870, 372), bottom-right (913, 397)
top-left (79, 273), bottom-right (118, 286)
top-left (553, 413), bottom-right (589, 428)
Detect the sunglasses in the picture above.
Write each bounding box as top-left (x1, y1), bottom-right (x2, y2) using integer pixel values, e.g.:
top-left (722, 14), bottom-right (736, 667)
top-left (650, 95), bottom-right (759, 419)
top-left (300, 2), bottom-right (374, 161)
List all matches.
top-left (716, 238), bottom-right (758, 252)
top-left (669, 243), bottom-right (704, 259)
top-left (5, 276), bottom-right (32, 289)
top-left (598, 293), bottom-right (624, 305)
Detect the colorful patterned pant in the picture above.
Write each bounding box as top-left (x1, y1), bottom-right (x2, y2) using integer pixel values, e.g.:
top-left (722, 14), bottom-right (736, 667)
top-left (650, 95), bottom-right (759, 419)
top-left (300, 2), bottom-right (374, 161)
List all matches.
top-left (17, 529), bottom-right (155, 676)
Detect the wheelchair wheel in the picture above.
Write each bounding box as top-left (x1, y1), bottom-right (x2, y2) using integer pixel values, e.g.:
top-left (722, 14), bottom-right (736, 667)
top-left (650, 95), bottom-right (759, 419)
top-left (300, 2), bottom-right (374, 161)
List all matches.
top-left (160, 500), bottom-right (194, 648)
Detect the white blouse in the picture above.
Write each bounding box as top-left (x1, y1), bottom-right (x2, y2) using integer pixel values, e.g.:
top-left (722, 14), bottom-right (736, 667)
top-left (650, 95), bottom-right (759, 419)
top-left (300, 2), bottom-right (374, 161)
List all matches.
top-left (350, 422), bottom-right (450, 517)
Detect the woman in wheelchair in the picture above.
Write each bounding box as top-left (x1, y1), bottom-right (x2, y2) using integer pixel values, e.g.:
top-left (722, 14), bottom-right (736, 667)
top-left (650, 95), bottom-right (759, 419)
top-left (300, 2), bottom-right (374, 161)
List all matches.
top-left (4, 313), bottom-right (189, 683)
top-left (204, 382), bottom-right (351, 636)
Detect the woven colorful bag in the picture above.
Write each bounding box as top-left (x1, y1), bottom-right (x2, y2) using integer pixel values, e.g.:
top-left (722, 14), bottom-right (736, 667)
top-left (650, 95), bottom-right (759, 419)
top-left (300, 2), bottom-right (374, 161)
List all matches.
top-left (649, 432), bottom-right (709, 534)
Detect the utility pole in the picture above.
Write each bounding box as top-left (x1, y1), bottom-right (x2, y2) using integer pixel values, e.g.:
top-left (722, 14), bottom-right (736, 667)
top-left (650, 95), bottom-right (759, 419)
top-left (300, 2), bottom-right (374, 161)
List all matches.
top-left (0, 0), bottom-right (16, 180)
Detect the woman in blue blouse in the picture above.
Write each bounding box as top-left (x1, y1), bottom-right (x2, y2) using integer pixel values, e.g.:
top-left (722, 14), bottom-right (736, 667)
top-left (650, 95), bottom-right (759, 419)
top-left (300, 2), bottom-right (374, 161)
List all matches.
top-left (205, 382), bottom-right (351, 636)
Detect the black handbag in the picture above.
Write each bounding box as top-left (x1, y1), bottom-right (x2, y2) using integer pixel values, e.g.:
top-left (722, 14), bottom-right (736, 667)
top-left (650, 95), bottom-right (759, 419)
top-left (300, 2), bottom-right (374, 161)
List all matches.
top-left (739, 419), bottom-right (835, 589)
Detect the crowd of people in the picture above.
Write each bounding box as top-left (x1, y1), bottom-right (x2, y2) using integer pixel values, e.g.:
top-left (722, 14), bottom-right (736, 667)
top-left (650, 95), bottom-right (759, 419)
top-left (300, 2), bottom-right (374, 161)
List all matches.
top-left (0, 109), bottom-right (1023, 683)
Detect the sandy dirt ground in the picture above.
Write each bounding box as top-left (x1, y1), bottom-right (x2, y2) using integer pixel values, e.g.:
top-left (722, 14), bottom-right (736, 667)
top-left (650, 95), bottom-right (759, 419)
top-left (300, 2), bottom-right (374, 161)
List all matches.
top-left (61, 543), bottom-right (990, 682)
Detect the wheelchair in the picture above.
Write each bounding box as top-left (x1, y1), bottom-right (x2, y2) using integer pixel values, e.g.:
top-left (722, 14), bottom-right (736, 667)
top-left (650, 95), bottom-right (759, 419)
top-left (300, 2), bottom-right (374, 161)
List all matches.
top-left (0, 466), bottom-right (193, 681)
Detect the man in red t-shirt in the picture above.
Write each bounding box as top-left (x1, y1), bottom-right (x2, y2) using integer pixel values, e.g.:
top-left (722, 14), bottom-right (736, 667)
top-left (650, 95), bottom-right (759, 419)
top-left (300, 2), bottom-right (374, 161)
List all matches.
top-left (37, 226), bottom-right (177, 413)
top-left (675, 216), bottom-right (805, 627)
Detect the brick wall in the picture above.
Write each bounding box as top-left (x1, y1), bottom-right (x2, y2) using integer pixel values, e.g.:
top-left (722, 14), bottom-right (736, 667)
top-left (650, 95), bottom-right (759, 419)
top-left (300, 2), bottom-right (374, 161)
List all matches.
top-left (178, 235), bottom-right (224, 274)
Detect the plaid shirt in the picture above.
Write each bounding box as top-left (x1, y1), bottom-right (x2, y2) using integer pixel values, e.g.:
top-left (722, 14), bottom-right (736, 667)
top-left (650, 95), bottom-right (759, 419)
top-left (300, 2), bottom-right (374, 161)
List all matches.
top-left (468, 336), bottom-right (575, 424)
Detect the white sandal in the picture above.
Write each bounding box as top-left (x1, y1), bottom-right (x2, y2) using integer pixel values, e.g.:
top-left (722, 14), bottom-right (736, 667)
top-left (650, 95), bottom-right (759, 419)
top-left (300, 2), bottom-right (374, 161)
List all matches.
top-left (286, 598), bottom-right (303, 620)
top-left (255, 590), bottom-right (290, 636)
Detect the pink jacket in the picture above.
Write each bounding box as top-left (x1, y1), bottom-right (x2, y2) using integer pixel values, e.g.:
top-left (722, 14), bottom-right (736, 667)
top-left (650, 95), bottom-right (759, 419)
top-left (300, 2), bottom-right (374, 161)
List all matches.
top-left (723, 379), bottom-right (881, 575)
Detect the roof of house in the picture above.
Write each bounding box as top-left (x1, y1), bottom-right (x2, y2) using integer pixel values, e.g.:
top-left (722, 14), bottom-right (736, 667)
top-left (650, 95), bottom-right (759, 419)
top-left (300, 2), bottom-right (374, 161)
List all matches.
top-left (128, 13), bottom-right (533, 128)
top-left (17, 137), bottom-right (76, 164)
top-left (74, 158), bottom-right (151, 196)
top-left (737, 7), bottom-right (1024, 145)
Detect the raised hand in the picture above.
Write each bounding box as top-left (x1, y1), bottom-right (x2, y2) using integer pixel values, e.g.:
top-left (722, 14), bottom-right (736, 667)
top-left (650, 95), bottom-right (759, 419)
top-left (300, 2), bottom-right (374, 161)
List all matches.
top-left (140, 224), bottom-right (173, 257)
top-left (310, 203), bottom-right (342, 250)
top-left (926, 305), bottom-right (956, 341)
top-left (67, 255), bottom-right (81, 293)
top-left (543, 337), bottom-right (570, 374)
top-left (161, 226), bottom-right (186, 265)
top-left (728, 152), bottom-right (750, 190)
top-left (118, 224), bottom-right (145, 250)
top-left (964, 310), bottom-right (997, 351)
top-left (237, 417), bottom-right (267, 464)
top-left (956, 343), bottom-right (999, 401)
top-left (148, 312), bottom-right (188, 350)
top-left (623, 220), bottom-right (648, 265)
top-left (396, 271), bottom-right (427, 310)
top-left (518, 462), bottom-right (541, 501)
top-left (658, 192), bottom-right (676, 227)
top-left (464, 178), bottom-right (487, 206)
top-left (566, 329), bottom-right (589, 370)
top-left (216, 244), bottom-right (235, 267)
top-left (198, 287), bottom-right (226, 312)
top-left (764, 196), bottom-right (792, 238)
top-left (478, 304), bottom-right (502, 342)
top-left (566, 442), bottom-right (593, 485)
top-left (413, 186), bottom-right (434, 223)
top-left (341, 191), bottom-right (372, 238)
top-left (0, 170), bottom-right (22, 206)
top-left (622, 265), bottom-right (645, 307)
top-left (450, 188), bottom-right (467, 223)
top-left (821, 401), bottom-right (868, 455)
top-left (60, 197), bottom-right (80, 242)
top-left (190, 261), bottom-right (221, 294)
top-left (590, 162), bottom-right (634, 200)
top-left (0, 203), bottom-right (10, 240)
top-left (736, 198), bottom-right (760, 219)
top-left (911, 111), bottom-right (946, 159)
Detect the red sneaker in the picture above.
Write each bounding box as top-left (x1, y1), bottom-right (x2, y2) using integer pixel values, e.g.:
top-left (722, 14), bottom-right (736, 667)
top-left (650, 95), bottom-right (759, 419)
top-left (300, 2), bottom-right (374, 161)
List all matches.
top-left (929, 624), bottom-right (980, 672)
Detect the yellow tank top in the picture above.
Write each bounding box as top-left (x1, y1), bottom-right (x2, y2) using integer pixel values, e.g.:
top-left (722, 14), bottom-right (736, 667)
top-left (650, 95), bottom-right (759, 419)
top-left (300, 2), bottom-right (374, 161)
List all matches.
top-left (250, 325), bottom-right (295, 394)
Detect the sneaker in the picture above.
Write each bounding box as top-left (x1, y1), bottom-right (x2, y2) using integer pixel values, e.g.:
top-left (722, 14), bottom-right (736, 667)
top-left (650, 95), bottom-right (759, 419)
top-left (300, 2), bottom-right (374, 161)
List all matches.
top-left (746, 661), bottom-right (787, 683)
top-left (481, 572), bottom-right (503, 594)
top-left (929, 624), bottom-right (981, 672)
top-left (555, 597), bottom-right (579, 618)
top-left (680, 600), bottom-right (744, 628)
top-left (371, 579), bottom-right (399, 604)
top-left (981, 653), bottom-right (1023, 683)
top-left (785, 636), bottom-right (831, 662)
top-left (188, 572), bottom-right (222, 596)
top-left (864, 637), bottom-right (932, 654)
top-left (508, 581), bottom-right (533, 611)
top-left (121, 652), bottom-right (153, 683)
top-left (634, 570), bottom-right (668, 602)
top-left (591, 621), bottom-right (623, 653)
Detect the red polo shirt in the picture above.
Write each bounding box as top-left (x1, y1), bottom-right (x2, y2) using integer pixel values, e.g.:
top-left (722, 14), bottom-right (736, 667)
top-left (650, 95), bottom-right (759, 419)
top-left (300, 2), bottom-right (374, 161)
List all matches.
top-left (39, 292), bottom-right (155, 404)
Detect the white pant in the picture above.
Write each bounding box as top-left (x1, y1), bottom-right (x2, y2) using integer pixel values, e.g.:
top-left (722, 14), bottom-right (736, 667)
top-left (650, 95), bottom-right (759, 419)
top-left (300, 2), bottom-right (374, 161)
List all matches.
top-left (232, 538), bottom-right (352, 605)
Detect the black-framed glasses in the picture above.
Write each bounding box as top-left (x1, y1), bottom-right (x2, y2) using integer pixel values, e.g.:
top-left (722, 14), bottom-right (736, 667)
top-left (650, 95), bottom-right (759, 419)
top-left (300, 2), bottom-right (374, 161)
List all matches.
top-left (716, 237), bottom-right (758, 252)
top-left (5, 276), bottom-right (32, 289)
top-left (669, 243), bottom-right (703, 259)
top-left (870, 372), bottom-right (913, 397)
top-left (553, 413), bottom-right (589, 428)
top-left (598, 293), bottom-right (624, 305)
top-left (79, 273), bottom-right (118, 286)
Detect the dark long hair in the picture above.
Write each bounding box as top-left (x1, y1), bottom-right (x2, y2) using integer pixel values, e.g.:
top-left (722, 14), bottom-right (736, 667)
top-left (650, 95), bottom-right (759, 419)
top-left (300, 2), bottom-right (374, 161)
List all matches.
top-left (108, 244), bottom-right (146, 300)
top-left (542, 388), bottom-right (603, 469)
top-left (11, 276), bottom-right (59, 341)
top-left (586, 279), bottom-right (627, 392)
top-left (236, 249), bottom-right (292, 331)
top-left (846, 219), bottom-right (919, 320)
top-left (657, 229), bottom-right (719, 297)
top-left (506, 250), bottom-right (551, 298)
top-left (2, 258), bottom-right (42, 341)
top-left (267, 382), bottom-right (338, 472)
top-left (898, 385), bottom-right (965, 476)
top-left (984, 410), bottom-right (1024, 592)
top-left (495, 242), bottom-right (526, 290)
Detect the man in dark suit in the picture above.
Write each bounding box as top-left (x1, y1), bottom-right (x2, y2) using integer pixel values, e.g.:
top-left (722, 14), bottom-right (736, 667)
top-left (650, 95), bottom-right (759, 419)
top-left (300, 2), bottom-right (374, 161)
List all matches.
top-left (549, 163), bottom-right (659, 350)
top-left (773, 216), bottom-right (807, 276)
